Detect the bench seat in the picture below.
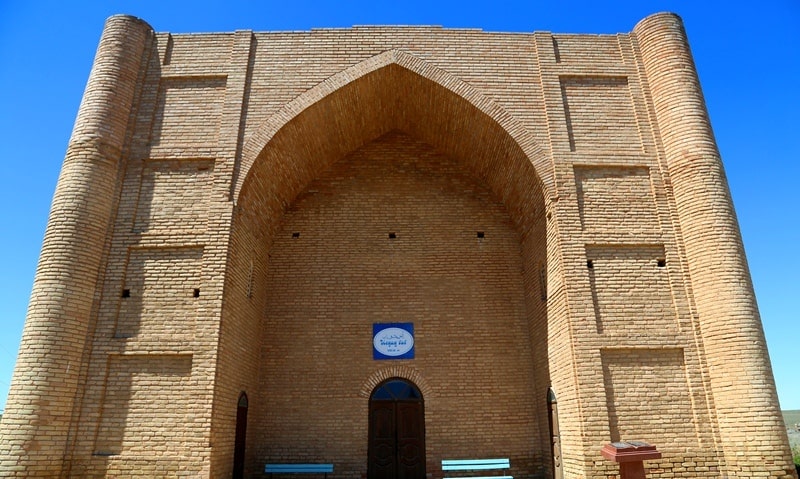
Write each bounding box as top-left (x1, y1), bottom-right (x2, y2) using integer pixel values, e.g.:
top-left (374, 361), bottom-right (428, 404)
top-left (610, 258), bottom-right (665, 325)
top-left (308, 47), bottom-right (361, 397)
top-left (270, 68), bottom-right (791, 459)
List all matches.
top-left (265, 463), bottom-right (334, 478)
top-left (442, 458), bottom-right (512, 479)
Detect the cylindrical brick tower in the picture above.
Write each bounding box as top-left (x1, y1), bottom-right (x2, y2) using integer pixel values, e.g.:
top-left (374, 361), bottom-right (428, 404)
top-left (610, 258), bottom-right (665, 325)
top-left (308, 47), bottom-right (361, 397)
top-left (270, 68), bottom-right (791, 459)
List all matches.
top-left (634, 13), bottom-right (796, 478)
top-left (0, 15), bottom-right (152, 476)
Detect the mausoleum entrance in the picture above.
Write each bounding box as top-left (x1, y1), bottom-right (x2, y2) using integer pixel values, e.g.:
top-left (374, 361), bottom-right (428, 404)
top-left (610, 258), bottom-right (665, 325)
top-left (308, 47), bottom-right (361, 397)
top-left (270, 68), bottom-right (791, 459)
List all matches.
top-left (368, 379), bottom-right (425, 479)
top-left (227, 57), bottom-right (552, 478)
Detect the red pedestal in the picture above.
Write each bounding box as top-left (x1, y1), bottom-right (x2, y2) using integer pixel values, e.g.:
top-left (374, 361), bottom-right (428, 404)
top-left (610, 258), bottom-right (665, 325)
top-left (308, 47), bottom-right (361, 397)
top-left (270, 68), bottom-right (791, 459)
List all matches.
top-left (601, 441), bottom-right (661, 479)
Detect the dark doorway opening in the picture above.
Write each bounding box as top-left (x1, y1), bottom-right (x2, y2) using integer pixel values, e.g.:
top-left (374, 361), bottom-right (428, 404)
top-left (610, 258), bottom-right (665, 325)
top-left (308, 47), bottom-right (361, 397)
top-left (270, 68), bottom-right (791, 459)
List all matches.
top-left (548, 388), bottom-right (563, 479)
top-left (368, 379), bottom-right (425, 479)
top-left (233, 392), bottom-right (248, 479)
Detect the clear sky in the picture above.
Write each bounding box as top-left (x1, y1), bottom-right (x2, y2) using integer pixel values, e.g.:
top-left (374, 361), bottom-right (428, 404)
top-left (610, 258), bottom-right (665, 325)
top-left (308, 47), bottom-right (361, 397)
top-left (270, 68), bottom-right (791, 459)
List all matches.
top-left (0, 0), bottom-right (797, 413)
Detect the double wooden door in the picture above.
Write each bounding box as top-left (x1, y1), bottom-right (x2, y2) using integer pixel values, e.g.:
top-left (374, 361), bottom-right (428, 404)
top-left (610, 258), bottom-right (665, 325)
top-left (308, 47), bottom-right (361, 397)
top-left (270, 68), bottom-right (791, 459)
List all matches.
top-left (368, 379), bottom-right (425, 479)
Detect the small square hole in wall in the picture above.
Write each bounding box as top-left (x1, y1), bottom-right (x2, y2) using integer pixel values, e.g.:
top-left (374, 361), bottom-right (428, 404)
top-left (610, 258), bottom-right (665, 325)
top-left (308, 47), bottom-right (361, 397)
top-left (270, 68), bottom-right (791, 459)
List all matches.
top-left (657, 259), bottom-right (666, 267)
top-left (388, 232), bottom-right (397, 239)
top-left (292, 232), bottom-right (300, 239)
top-left (587, 260), bottom-right (594, 269)
top-left (193, 288), bottom-right (200, 298)
top-left (477, 231), bottom-right (485, 238)
top-left (121, 289), bottom-right (130, 298)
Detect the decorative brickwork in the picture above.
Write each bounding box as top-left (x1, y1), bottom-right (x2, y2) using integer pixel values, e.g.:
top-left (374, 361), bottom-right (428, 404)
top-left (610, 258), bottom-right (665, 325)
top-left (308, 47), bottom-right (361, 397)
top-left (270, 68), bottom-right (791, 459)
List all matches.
top-left (0, 12), bottom-right (794, 479)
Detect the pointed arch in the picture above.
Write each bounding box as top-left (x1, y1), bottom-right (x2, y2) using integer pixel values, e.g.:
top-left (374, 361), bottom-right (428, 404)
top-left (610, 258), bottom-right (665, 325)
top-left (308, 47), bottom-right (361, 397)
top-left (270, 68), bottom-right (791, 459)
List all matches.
top-left (235, 49), bottom-right (552, 233)
top-left (225, 47), bottom-right (554, 479)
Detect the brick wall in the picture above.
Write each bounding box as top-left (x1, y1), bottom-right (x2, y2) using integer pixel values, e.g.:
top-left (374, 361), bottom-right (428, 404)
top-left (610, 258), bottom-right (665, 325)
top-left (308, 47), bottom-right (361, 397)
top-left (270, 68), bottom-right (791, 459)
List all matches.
top-left (0, 12), bottom-right (794, 479)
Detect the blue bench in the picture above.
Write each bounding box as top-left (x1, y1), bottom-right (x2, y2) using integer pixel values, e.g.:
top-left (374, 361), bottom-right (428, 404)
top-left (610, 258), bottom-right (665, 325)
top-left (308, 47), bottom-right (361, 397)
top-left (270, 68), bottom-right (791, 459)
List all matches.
top-left (441, 458), bottom-right (512, 479)
top-left (265, 463), bottom-right (333, 479)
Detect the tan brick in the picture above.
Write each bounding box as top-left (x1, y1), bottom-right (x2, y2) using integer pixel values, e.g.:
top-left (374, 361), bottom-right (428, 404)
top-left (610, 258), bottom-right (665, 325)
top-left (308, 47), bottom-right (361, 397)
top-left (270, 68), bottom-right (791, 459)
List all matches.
top-left (0, 11), bottom-right (793, 479)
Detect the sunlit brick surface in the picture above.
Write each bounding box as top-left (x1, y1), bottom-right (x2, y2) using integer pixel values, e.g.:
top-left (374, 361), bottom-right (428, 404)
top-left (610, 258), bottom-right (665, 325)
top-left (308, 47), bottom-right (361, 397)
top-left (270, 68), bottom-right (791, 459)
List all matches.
top-left (0, 12), bottom-right (794, 479)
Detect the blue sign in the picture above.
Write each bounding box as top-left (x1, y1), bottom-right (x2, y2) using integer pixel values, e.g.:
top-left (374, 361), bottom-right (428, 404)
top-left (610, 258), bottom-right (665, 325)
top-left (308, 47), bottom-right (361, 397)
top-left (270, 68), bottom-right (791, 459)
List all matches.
top-left (373, 323), bottom-right (414, 360)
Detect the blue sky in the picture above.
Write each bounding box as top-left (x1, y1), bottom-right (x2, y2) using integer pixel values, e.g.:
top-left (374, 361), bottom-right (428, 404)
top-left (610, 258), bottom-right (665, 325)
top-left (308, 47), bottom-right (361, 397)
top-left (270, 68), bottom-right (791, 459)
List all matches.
top-left (0, 0), bottom-right (797, 413)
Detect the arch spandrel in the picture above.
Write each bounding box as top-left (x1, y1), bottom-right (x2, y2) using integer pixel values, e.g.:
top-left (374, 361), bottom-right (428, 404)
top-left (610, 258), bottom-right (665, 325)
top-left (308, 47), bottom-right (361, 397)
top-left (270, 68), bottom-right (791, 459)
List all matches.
top-left (235, 49), bottom-right (553, 231)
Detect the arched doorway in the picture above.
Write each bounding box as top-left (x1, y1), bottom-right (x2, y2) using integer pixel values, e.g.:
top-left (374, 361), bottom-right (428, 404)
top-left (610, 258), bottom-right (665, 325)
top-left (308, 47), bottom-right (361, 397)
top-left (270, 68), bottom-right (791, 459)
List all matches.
top-left (547, 389), bottom-right (562, 479)
top-left (232, 392), bottom-right (248, 479)
top-left (368, 378), bottom-right (425, 479)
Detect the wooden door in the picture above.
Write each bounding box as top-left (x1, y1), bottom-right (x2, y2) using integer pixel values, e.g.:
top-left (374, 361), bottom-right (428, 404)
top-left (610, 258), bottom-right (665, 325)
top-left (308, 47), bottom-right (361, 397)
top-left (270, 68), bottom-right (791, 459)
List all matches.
top-left (396, 401), bottom-right (425, 479)
top-left (369, 401), bottom-right (398, 479)
top-left (368, 379), bottom-right (425, 479)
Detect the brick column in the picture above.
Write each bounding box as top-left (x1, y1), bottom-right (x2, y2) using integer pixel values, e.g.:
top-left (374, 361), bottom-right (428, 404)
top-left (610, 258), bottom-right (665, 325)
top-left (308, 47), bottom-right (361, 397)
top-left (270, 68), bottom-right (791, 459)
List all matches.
top-left (634, 13), bottom-right (795, 478)
top-left (0, 15), bottom-right (152, 476)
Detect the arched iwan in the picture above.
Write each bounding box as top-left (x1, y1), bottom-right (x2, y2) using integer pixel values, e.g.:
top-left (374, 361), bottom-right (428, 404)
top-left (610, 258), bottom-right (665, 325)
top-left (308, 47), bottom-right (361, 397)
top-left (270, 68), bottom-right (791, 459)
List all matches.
top-left (235, 49), bottom-right (552, 232)
top-left (222, 50), bottom-right (554, 479)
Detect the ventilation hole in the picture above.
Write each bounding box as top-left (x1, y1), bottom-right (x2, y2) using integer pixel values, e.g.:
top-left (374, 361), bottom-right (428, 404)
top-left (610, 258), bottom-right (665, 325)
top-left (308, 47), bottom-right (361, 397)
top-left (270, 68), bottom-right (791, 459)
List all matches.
top-left (587, 260), bottom-right (594, 269)
top-left (292, 232), bottom-right (300, 238)
top-left (388, 232), bottom-right (397, 239)
top-left (477, 231), bottom-right (485, 238)
top-left (92, 451), bottom-right (117, 457)
top-left (193, 288), bottom-right (200, 298)
top-left (121, 289), bottom-right (130, 298)
top-left (657, 259), bottom-right (666, 268)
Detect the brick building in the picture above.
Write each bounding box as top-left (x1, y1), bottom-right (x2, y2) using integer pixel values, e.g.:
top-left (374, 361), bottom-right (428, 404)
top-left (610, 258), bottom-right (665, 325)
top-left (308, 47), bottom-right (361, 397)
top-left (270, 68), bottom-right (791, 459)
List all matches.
top-left (0, 12), bottom-right (795, 479)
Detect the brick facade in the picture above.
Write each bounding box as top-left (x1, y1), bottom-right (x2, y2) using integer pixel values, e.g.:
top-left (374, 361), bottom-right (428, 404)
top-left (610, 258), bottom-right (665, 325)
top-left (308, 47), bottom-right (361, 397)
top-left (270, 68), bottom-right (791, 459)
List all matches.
top-left (0, 12), bottom-right (794, 479)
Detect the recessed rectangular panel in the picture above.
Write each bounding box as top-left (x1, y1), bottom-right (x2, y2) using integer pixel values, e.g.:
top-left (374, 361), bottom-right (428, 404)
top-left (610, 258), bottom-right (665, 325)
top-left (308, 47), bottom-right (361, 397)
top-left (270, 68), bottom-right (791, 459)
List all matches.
top-left (94, 354), bottom-right (194, 455)
top-left (134, 159), bottom-right (214, 234)
top-left (575, 165), bottom-right (659, 236)
top-left (115, 247), bottom-right (204, 339)
top-left (151, 76), bottom-right (226, 154)
top-left (552, 35), bottom-right (623, 65)
top-left (586, 245), bottom-right (676, 335)
top-left (602, 348), bottom-right (698, 450)
top-left (560, 76), bottom-right (642, 153)
top-left (164, 34), bottom-right (233, 69)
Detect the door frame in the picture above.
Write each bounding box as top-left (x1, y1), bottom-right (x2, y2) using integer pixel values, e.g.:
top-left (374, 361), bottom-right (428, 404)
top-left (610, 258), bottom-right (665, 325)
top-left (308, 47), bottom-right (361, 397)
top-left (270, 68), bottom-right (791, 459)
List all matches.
top-left (367, 378), bottom-right (426, 479)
